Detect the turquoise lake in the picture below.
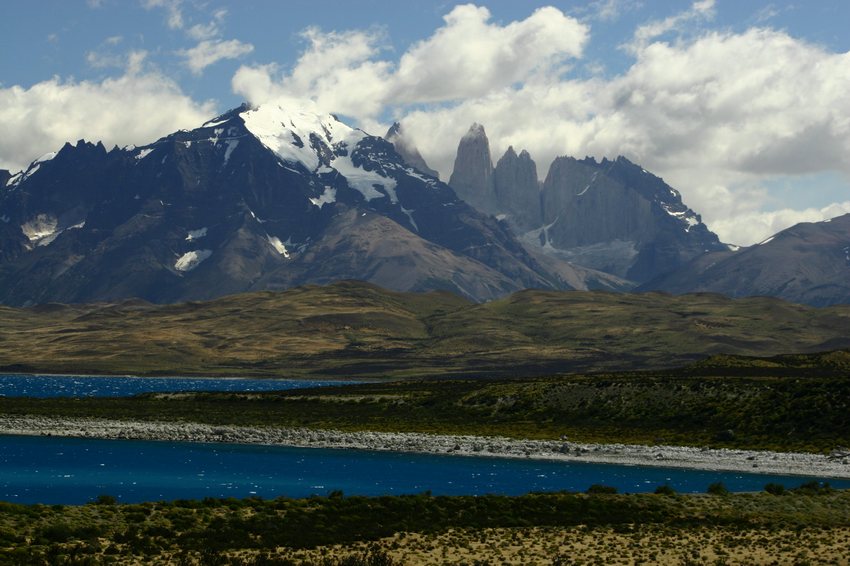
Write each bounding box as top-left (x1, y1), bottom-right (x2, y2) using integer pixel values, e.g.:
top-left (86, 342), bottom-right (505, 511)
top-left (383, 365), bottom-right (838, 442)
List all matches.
top-left (1, 434), bottom-right (848, 505)
top-left (1, 374), bottom-right (847, 505)
top-left (0, 374), bottom-right (352, 397)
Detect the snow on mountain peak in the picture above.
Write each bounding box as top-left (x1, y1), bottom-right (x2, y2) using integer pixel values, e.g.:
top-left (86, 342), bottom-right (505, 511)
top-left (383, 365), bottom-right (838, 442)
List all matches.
top-left (239, 102), bottom-right (396, 202)
top-left (239, 103), bottom-right (356, 172)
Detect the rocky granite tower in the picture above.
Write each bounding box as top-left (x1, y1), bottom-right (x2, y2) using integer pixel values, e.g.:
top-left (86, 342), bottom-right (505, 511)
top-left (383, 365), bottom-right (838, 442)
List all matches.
top-left (448, 123), bottom-right (495, 214)
top-left (493, 146), bottom-right (541, 230)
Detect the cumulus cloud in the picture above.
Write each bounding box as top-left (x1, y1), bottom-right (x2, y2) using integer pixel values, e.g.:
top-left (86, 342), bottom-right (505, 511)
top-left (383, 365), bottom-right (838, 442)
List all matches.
top-left (228, 2), bottom-right (850, 245)
top-left (0, 71), bottom-right (215, 172)
top-left (180, 39), bottom-right (254, 75)
top-left (232, 5), bottom-right (588, 115)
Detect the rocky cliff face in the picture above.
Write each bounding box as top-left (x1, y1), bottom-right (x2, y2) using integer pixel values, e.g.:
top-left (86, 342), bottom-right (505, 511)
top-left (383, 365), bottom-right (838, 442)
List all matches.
top-left (493, 147), bottom-right (542, 230)
top-left (642, 213), bottom-right (850, 306)
top-left (445, 123), bottom-right (725, 283)
top-left (448, 123), bottom-right (495, 214)
top-left (536, 156), bottom-right (724, 282)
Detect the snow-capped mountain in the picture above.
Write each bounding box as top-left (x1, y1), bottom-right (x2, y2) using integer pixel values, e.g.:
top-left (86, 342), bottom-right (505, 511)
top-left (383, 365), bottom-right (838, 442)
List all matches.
top-left (446, 123), bottom-right (727, 283)
top-left (0, 101), bottom-right (622, 306)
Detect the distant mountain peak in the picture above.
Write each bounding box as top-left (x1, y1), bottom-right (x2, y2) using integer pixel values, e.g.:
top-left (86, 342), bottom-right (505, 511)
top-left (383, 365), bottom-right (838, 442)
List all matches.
top-left (383, 121), bottom-right (439, 179)
top-left (463, 122), bottom-right (487, 139)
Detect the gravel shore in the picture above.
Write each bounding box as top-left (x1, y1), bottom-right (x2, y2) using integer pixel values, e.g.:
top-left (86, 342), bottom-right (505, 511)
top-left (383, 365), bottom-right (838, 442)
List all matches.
top-left (2, 415), bottom-right (849, 479)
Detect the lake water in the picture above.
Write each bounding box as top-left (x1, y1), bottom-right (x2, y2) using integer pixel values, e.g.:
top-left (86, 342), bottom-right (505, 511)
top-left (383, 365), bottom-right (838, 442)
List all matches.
top-left (1, 434), bottom-right (848, 505)
top-left (0, 374), bottom-right (353, 398)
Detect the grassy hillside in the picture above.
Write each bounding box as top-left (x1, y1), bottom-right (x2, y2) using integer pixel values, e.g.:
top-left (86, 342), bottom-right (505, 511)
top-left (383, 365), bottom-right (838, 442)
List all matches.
top-left (1, 281), bottom-right (849, 378)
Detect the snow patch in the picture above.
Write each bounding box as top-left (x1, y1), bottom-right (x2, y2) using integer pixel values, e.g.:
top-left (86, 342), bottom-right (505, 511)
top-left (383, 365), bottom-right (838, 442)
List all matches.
top-left (661, 203), bottom-right (700, 232)
top-left (309, 186), bottom-right (336, 208)
top-left (333, 158), bottom-right (395, 202)
top-left (247, 208), bottom-right (265, 223)
top-left (175, 250), bottom-right (212, 272)
top-left (35, 152), bottom-right (56, 164)
top-left (135, 148), bottom-right (153, 160)
top-left (726, 244), bottom-right (741, 252)
top-left (401, 207), bottom-right (418, 232)
top-left (759, 236), bottom-right (775, 245)
top-left (576, 172), bottom-right (598, 196)
top-left (185, 227), bottom-right (207, 241)
top-left (202, 117), bottom-right (230, 128)
top-left (21, 214), bottom-right (58, 245)
top-left (223, 139), bottom-right (239, 165)
top-left (266, 235), bottom-right (290, 258)
top-left (405, 168), bottom-right (438, 186)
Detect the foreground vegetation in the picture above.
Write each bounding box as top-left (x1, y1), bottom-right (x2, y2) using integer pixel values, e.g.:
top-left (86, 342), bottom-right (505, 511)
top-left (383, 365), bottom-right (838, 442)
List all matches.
top-left (2, 351), bottom-right (849, 453)
top-left (1, 281), bottom-right (849, 378)
top-left (1, 485), bottom-right (848, 565)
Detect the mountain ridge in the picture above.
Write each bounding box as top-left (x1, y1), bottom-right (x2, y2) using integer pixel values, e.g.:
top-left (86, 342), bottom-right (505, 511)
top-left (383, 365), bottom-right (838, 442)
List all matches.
top-left (0, 101), bottom-right (624, 306)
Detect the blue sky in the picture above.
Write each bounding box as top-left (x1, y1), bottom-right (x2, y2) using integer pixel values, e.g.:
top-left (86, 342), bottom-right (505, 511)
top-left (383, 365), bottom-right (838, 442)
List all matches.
top-left (2, 1), bottom-right (850, 244)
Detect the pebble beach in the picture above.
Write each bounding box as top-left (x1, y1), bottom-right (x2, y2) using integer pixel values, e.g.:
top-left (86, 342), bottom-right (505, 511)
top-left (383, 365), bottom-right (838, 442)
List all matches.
top-left (1, 414), bottom-right (848, 479)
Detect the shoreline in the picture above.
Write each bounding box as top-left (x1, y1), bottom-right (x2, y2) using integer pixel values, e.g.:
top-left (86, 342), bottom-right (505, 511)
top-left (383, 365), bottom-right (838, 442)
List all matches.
top-left (1, 415), bottom-right (849, 479)
top-left (0, 371), bottom-right (374, 382)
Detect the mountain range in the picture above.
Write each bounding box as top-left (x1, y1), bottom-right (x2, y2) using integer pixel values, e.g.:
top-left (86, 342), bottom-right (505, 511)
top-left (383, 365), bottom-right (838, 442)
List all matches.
top-left (0, 102), bottom-right (627, 306)
top-left (1, 100), bottom-right (848, 307)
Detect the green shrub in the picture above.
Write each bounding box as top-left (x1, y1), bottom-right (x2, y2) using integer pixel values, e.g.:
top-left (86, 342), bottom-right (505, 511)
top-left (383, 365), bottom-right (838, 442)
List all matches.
top-left (94, 494), bottom-right (117, 505)
top-left (654, 485), bottom-right (676, 496)
top-left (764, 483), bottom-right (786, 495)
top-left (794, 481), bottom-right (832, 495)
top-left (707, 482), bottom-right (729, 496)
top-left (586, 484), bottom-right (618, 494)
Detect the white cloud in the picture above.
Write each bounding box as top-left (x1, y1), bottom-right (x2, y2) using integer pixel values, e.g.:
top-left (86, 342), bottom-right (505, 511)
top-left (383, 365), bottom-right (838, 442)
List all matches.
top-left (627, 0), bottom-right (715, 53)
top-left (587, 0), bottom-right (643, 22)
top-left (388, 5), bottom-right (587, 103)
top-left (710, 202), bottom-right (850, 246)
top-left (232, 5), bottom-right (588, 115)
top-left (142, 0), bottom-right (184, 30)
top-left (187, 9), bottom-right (227, 41)
top-left (0, 71), bottom-right (215, 172)
top-left (228, 3), bottom-right (850, 245)
top-left (180, 39), bottom-right (254, 75)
